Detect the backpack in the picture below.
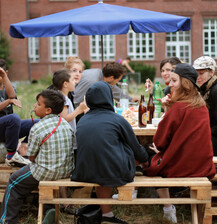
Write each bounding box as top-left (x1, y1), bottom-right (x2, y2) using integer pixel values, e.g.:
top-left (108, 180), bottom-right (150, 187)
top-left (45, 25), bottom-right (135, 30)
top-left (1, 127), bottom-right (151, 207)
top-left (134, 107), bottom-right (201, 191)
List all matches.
top-left (74, 204), bottom-right (102, 224)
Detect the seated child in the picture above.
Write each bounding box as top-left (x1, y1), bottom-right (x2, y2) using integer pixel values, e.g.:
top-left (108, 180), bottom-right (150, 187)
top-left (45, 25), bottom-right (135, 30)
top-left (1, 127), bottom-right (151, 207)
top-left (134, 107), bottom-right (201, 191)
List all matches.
top-left (0, 89), bottom-right (74, 224)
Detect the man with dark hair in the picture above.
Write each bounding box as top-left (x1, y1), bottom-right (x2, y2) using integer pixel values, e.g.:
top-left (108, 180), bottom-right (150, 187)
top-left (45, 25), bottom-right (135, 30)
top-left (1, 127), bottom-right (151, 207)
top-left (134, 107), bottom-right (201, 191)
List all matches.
top-left (0, 89), bottom-right (74, 224)
top-left (74, 62), bottom-right (138, 110)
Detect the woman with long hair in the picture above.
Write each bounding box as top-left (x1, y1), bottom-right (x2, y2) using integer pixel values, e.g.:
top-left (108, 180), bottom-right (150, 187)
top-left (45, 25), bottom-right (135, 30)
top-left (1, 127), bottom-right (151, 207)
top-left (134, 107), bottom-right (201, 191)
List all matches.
top-left (145, 63), bottom-right (216, 223)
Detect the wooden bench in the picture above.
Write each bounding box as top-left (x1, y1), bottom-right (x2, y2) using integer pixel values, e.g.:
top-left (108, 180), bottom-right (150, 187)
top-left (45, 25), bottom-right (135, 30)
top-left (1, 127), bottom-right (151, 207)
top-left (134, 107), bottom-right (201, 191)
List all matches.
top-left (203, 156), bottom-right (217, 224)
top-left (38, 176), bottom-right (211, 224)
top-left (0, 164), bottom-right (19, 202)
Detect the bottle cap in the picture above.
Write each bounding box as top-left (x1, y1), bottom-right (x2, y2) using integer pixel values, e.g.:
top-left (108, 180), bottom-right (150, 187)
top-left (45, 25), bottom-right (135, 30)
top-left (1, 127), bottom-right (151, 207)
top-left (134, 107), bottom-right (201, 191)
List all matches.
top-left (156, 81), bottom-right (159, 84)
top-left (123, 79), bottom-right (127, 83)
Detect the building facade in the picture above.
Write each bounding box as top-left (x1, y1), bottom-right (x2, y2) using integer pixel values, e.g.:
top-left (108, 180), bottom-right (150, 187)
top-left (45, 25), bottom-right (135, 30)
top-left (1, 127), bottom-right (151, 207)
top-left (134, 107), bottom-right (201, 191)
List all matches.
top-left (0, 0), bottom-right (217, 81)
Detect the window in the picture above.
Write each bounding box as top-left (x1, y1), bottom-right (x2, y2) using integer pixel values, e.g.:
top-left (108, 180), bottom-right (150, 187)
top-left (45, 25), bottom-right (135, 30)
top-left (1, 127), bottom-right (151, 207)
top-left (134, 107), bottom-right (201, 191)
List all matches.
top-left (166, 31), bottom-right (191, 63)
top-left (28, 37), bottom-right (39, 62)
top-left (51, 34), bottom-right (78, 62)
top-left (203, 19), bottom-right (217, 58)
top-left (90, 35), bottom-right (115, 61)
top-left (127, 29), bottom-right (154, 60)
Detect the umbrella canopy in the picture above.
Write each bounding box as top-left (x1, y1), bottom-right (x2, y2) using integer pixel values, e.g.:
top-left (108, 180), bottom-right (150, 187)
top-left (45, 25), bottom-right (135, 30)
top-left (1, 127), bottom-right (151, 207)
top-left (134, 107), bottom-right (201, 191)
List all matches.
top-left (9, 2), bottom-right (190, 38)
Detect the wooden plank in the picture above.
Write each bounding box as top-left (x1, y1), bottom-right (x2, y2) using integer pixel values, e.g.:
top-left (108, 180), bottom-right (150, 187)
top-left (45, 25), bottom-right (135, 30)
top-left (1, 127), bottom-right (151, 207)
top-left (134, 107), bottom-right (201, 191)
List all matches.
top-left (204, 207), bottom-right (217, 215)
top-left (117, 186), bottom-right (134, 201)
top-left (211, 190), bottom-right (217, 197)
top-left (39, 186), bottom-right (59, 200)
top-left (133, 126), bottom-right (157, 136)
top-left (39, 198), bottom-right (210, 205)
top-left (39, 177), bottom-right (211, 188)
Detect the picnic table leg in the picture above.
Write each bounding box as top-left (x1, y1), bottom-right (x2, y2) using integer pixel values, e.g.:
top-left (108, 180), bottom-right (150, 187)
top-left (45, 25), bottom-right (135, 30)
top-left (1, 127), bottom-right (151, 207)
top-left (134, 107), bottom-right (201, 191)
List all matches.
top-left (191, 189), bottom-right (199, 224)
top-left (54, 189), bottom-right (59, 224)
top-left (38, 203), bottom-right (43, 224)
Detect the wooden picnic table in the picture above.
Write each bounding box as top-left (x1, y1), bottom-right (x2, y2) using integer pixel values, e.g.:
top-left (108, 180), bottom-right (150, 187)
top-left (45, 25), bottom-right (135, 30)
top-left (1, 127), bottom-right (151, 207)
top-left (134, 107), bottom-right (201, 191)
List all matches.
top-left (133, 124), bottom-right (157, 136)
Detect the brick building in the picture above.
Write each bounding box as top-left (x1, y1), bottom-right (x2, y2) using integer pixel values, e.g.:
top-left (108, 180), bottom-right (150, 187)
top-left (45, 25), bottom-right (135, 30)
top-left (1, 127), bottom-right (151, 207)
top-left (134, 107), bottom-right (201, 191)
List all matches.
top-left (0, 0), bottom-right (217, 81)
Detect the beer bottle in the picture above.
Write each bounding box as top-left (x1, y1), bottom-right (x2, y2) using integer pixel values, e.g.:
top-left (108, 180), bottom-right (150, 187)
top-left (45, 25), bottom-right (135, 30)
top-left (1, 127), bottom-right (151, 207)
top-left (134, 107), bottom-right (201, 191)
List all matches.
top-left (138, 95), bottom-right (148, 128)
top-left (147, 93), bottom-right (155, 124)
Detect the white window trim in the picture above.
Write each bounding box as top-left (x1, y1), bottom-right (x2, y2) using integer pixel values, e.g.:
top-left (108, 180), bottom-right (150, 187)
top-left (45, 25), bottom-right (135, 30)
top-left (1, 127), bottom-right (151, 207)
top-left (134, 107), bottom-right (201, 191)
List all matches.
top-left (50, 35), bottom-right (78, 62)
top-left (90, 35), bottom-right (115, 61)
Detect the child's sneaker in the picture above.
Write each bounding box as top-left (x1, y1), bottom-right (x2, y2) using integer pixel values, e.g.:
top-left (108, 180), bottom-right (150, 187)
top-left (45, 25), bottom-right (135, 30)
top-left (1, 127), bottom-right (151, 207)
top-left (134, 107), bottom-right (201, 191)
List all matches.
top-left (5, 151), bottom-right (31, 167)
top-left (112, 190), bottom-right (138, 199)
top-left (101, 216), bottom-right (128, 224)
top-left (163, 205), bottom-right (177, 223)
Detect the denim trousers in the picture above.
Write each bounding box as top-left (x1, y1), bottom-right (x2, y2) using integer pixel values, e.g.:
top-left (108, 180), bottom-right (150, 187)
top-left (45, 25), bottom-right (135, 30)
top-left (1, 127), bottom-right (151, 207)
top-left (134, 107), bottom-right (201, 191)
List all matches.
top-left (0, 113), bottom-right (39, 152)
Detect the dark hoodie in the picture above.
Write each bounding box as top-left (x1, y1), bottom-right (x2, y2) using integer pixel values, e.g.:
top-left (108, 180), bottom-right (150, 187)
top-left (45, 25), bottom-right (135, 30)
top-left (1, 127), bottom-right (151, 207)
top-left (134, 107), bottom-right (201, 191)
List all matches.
top-left (71, 81), bottom-right (148, 187)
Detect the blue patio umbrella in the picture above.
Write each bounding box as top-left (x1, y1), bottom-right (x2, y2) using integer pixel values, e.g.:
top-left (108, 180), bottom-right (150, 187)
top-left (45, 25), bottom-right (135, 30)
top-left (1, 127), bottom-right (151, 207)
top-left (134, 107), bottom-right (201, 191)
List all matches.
top-left (9, 0), bottom-right (191, 67)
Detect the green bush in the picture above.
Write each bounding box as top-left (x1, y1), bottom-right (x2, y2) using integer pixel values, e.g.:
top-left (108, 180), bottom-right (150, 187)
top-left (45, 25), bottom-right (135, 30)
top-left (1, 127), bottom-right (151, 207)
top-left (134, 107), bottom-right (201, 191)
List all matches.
top-left (83, 60), bottom-right (91, 69)
top-left (0, 29), bottom-right (12, 69)
top-left (129, 62), bottom-right (156, 83)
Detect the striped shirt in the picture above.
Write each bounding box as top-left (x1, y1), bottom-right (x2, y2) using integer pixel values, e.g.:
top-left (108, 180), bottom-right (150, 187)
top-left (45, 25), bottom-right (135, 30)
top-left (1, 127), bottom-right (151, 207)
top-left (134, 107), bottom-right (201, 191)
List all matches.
top-left (27, 114), bottom-right (74, 181)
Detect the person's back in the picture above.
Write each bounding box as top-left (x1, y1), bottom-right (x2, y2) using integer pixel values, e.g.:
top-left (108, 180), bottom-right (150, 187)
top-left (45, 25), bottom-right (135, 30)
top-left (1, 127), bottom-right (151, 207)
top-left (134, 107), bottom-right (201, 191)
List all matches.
top-left (72, 81), bottom-right (148, 186)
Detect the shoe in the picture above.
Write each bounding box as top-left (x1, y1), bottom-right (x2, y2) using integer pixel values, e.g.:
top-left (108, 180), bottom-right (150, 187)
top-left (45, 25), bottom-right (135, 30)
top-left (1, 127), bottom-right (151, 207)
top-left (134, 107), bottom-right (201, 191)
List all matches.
top-left (135, 166), bottom-right (143, 176)
top-left (42, 208), bottom-right (55, 224)
top-left (5, 151), bottom-right (31, 167)
top-left (163, 205), bottom-right (177, 223)
top-left (60, 204), bottom-right (76, 215)
top-left (101, 216), bottom-right (128, 224)
top-left (112, 190), bottom-right (137, 199)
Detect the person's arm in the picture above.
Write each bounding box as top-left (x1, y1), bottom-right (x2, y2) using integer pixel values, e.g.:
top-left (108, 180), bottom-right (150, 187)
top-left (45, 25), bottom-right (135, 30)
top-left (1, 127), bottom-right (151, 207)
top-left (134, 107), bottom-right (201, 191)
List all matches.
top-left (0, 68), bottom-right (16, 99)
top-left (116, 116), bottom-right (149, 163)
top-left (153, 103), bottom-right (182, 151)
top-left (122, 60), bottom-right (135, 74)
top-left (61, 102), bottom-right (88, 122)
top-left (0, 98), bottom-right (22, 111)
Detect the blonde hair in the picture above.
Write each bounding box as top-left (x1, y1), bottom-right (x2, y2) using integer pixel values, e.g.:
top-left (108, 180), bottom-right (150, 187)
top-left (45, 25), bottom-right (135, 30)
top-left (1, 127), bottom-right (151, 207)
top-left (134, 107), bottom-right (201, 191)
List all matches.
top-left (64, 56), bottom-right (85, 71)
top-left (167, 77), bottom-right (205, 109)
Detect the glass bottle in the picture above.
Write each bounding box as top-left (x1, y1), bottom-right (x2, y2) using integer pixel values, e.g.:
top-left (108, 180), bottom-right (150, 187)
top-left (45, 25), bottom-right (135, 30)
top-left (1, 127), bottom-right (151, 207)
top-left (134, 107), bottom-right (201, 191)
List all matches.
top-left (120, 79), bottom-right (129, 110)
top-left (147, 93), bottom-right (155, 124)
top-left (138, 95), bottom-right (148, 128)
top-left (153, 81), bottom-right (162, 118)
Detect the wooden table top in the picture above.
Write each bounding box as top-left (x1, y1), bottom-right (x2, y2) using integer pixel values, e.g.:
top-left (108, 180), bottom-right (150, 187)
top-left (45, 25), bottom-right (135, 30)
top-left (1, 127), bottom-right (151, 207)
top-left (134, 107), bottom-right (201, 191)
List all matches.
top-left (133, 124), bottom-right (157, 136)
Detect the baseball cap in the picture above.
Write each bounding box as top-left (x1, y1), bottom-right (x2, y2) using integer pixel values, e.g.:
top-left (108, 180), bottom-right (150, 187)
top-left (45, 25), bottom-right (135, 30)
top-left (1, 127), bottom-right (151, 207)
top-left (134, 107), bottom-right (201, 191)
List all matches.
top-left (193, 56), bottom-right (216, 71)
top-left (172, 63), bottom-right (199, 89)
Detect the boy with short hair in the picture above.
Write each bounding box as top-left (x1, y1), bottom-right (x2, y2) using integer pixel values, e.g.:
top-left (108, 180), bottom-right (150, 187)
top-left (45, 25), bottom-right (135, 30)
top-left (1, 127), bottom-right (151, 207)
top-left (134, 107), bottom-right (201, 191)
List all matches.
top-left (0, 89), bottom-right (74, 224)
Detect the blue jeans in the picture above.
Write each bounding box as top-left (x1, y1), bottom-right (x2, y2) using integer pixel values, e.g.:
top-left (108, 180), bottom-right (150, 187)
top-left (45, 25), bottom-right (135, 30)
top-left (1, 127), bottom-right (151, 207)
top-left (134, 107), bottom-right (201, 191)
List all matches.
top-left (0, 114), bottom-right (39, 152)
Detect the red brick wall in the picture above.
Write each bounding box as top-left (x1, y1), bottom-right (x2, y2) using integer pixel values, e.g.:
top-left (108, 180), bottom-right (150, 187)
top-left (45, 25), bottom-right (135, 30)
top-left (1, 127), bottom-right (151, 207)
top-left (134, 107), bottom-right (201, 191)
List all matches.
top-left (1, 0), bottom-right (217, 81)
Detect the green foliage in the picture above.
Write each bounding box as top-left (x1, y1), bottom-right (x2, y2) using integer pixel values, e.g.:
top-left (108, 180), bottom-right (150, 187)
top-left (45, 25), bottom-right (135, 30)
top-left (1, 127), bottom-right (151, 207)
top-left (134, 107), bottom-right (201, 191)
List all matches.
top-left (0, 29), bottom-right (12, 69)
top-left (129, 62), bottom-right (156, 83)
top-left (83, 60), bottom-right (91, 69)
top-left (38, 74), bottom-right (52, 86)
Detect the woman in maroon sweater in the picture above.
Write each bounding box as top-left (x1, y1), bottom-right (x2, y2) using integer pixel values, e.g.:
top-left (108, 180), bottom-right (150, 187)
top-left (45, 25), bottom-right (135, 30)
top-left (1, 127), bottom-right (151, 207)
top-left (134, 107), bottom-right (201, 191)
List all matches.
top-left (146, 63), bottom-right (216, 223)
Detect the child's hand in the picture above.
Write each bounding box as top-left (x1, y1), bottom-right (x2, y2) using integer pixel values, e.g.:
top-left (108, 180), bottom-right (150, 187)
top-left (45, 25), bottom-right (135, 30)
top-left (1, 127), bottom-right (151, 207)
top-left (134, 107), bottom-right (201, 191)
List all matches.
top-left (78, 101), bottom-right (88, 113)
top-left (145, 78), bottom-right (153, 94)
top-left (161, 94), bottom-right (171, 106)
top-left (10, 99), bottom-right (22, 108)
top-left (0, 68), bottom-right (6, 78)
top-left (149, 143), bottom-right (159, 154)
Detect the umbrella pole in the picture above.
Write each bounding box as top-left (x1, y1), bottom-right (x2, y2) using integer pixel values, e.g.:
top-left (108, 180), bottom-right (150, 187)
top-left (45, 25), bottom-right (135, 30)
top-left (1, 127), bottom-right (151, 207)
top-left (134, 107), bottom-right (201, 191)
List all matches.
top-left (101, 35), bottom-right (104, 70)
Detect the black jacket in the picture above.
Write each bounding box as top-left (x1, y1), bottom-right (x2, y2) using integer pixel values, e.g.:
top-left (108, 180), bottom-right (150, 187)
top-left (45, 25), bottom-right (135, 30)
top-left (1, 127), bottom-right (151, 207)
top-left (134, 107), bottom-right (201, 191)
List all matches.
top-left (71, 81), bottom-right (148, 187)
top-left (200, 76), bottom-right (217, 156)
